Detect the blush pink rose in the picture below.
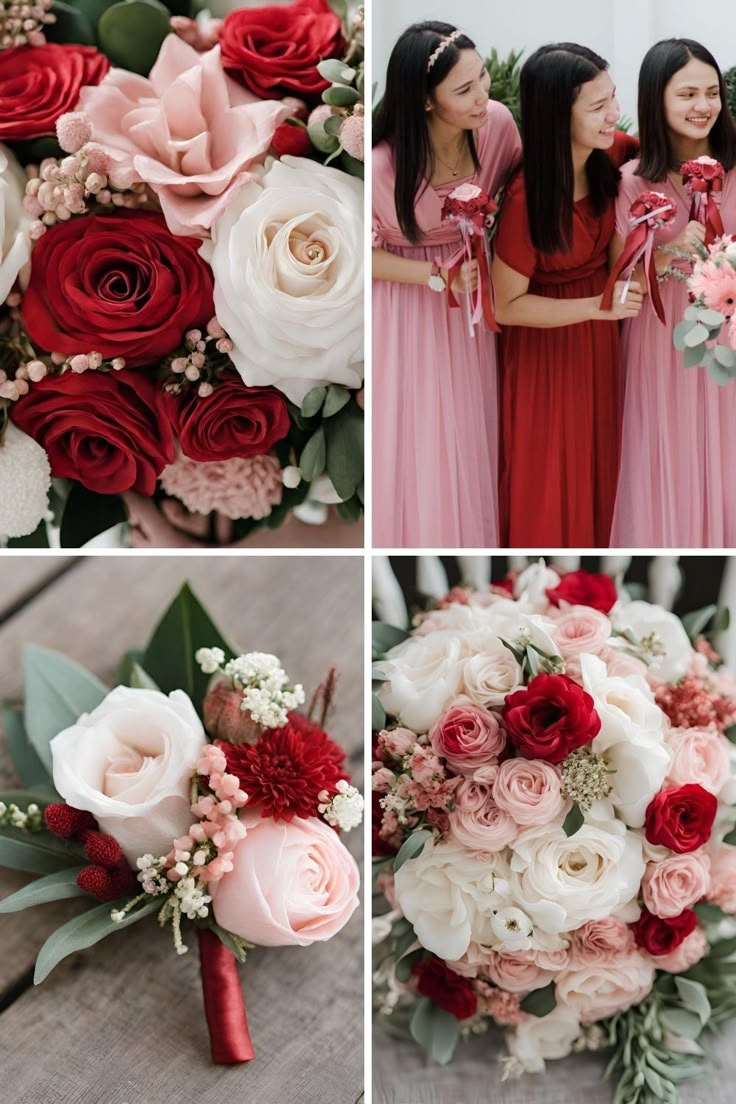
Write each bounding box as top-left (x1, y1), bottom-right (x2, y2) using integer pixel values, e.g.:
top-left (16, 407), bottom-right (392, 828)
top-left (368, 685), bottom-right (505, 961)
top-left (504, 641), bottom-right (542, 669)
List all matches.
top-left (570, 917), bottom-right (635, 962)
top-left (378, 727), bottom-right (416, 758)
top-left (598, 647), bottom-right (648, 680)
top-left (429, 701), bottom-right (506, 774)
top-left (665, 726), bottom-right (730, 795)
top-left (79, 37), bottom-right (290, 236)
top-left (705, 843), bottom-right (736, 912)
top-left (449, 779), bottom-right (518, 851)
top-left (212, 810), bottom-right (359, 946)
top-left (493, 758), bottom-right (566, 826)
top-left (484, 951), bottom-right (551, 994)
top-left (556, 952), bottom-right (655, 1021)
top-left (648, 926), bottom-right (708, 973)
top-left (551, 608), bottom-right (612, 658)
top-left (641, 849), bottom-right (711, 919)
top-left (450, 182), bottom-right (483, 202)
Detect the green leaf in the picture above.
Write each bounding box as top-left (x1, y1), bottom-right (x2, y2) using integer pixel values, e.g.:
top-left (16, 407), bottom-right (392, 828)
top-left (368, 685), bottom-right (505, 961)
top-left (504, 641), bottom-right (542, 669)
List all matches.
top-left (660, 1008), bottom-right (703, 1039)
top-left (97, 0), bottom-right (171, 75)
top-left (208, 921), bottom-right (247, 963)
top-left (299, 427), bottom-right (326, 482)
top-left (46, 0), bottom-right (95, 45)
top-left (59, 484), bottom-right (126, 548)
top-left (682, 604), bottom-right (717, 640)
top-left (698, 308), bottom-right (728, 327)
top-left (6, 518), bottom-right (50, 548)
top-left (694, 901), bottom-right (726, 922)
top-left (317, 58), bottom-right (354, 84)
top-left (520, 982), bottom-right (557, 1017)
top-left (34, 897), bottom-right (160, 984)
top-left (394, 923), bottom-right (417, 962)
top-left (142, 583), bottom-right (236, 709)
top-left (324, 0), bottom-right (347, 22)
top-left (722, 825), bottom-right (736, 843)
top-left (684, 322), bottom-right (710, 347)
top-left (325, 406), bottom-right (363, 501)
top-left (372, 622), bottom-right (409, 657)
top-left (307, 121), bottom-right (340, 155)
top-left (372, 693), bottom-right (386, 731)
top-left (336, 495), bottom-right (363, 523)
top-left (674, 977), bottom-right (711, 1025)
top-left (395, 948), bottom-right (422, 982)
top-left (0, 829), bottom-right (83, 876)
top-left (339, 150), bottom-right (364, 179)
top-left (723, 726), bottom-right (736, 746)
top-left (118, 649), bottom-right (145, 686)
top-left (301, 386), bottom-right (327, 418)
top-left (23, 646), bottom-right (109, 774)
top-left (322, 384), bottom-right (351, 418)
top-left (0, 867), bottom-right (87, 913)
top-left (324, 113), bottom-right (344, 138)
top-left (322, 84), bottom-right (360, 108)
top-left (714, 344), bottom-right (736, 369)
top-left (683, 344), bottom-right (706, 369)
top-left (706, 935), bottom-right (736, 959)
top-left (3, 704), bottom-right (52, 790)
top-left (129, 663), bottom-right (160, 692)
top-left (707, 356), bottom-right (735, 386)
top-left (409, 997), bottom-right (461, 1064)
top-left (393, 829), bottom-right (432, 873)
top-left (562, 804), bottom-right (584, 837)
top-left (673, 320), bottom-right (695, 351)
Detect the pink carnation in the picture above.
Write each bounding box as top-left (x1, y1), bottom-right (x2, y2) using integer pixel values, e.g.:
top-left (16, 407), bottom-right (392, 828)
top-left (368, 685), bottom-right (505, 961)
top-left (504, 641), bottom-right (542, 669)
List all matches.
top-left (475, 982), bottom-right (526, 1024)
top-left (160, 451), bottom-right (283, 520)
top-left (649, 926), bottom-right (708, 973)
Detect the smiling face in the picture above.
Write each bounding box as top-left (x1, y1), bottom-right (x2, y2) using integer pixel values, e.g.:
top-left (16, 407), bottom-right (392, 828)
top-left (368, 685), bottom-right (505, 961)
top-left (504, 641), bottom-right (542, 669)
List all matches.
top-left (428, 49), bottom-right (491, 131)
top-left (663, 56), bottom-right (721, 144)
top-left (570, 70), bottom-right (620, 153)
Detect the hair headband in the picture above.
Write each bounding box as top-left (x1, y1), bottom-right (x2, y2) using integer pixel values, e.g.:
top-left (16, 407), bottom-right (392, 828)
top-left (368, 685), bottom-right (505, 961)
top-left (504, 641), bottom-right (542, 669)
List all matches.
top-left (427, 29), bottom-right (463, 73)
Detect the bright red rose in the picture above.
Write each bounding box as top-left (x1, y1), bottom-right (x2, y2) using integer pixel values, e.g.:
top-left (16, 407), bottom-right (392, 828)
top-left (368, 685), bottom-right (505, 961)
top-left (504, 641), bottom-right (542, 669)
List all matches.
top-left (0, 44), bottom-right (109, 141)
top-left (501, 673), bottom-right (600, 764)
top-left (413, 959), bottom-right (478, 1020)
top-left (21, 212), bottom-right (213, 367)
top-left (271, 122), bottom-right (314, 158)
top-left (11, 371), bottom-right (174, 495)
top-left (219, 0), bottom-right (344, 99)
top-left (546, 570), bottom-right (617, 614)
top-left (645, 784), bottom-right (718, 853)
top-left (160, 370), bottom-right (290, 462)
top-left (632, 908), bottom-right (698, 956)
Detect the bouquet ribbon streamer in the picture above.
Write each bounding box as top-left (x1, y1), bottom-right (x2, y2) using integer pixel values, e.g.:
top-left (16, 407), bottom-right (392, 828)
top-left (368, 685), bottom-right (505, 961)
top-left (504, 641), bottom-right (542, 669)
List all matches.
top-left (685, 171), bottom-right (724, 246)
top-left (601, 198), bottom-right (674, 325)
top-left (441, 221), bottom-right (499, 337)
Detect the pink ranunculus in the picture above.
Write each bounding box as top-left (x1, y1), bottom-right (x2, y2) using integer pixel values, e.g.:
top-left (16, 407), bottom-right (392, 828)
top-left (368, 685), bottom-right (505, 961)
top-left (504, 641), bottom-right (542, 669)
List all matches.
top-left (551, 607), bottom-right (612, 659)
top-left (79, 36), bottom-right (290, 237)
top-left (212, 810), bottom-right (359, 945)
top-left (570, 917), bottom-right (636, 963)
top-left (492, 758), bottom-right (566, 827)
top-left (449, 780), bottom-right (518, 851)
top-left (665, 726), bottom-right (730, 795)
top-left (556, 952), bottom-right (655, 1022)
top-left (484, 951), bottom-right (551, 994)
top-left (649, 926), bottom-right (708, 973)
top-left (641, 849), bottom-right (711, 919)
top-left (705, 843), bottom-right (736, 912)
top-left (429, 701), bottom-right (506, 775)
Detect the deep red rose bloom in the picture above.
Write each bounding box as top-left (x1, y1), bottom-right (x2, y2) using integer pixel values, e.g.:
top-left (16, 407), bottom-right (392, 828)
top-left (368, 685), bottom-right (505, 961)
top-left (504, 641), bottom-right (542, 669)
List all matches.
top-left (160, 370), bottom-right (290, 462)
top-left (0, 44), bottom-right (109, 141)
top-left (413, 959), bottom-right (478, 1020)
top-left (501, 673), bottom-right (600, 764)
top-left (11, 370), bottom-right (174, 495)
top-left (21, 211), bottom-right (214, 367)
top-left (632, 908), bottom-right (698, 956)
top-left (220, 713), bottom-right (347, 821)
top-left (546, 570), bottom-right (617, 614)
top-left (220, 0), bottom-right (344, 99)
top-left (645, 784), bottom-right (718, 853)
top-left (271, 122), bottom-right (314, 158)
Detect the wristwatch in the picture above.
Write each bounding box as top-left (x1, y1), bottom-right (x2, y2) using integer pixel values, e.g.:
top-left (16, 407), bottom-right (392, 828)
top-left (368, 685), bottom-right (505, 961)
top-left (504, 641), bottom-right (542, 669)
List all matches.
top-left (427, 262), bottom-right (446, 292)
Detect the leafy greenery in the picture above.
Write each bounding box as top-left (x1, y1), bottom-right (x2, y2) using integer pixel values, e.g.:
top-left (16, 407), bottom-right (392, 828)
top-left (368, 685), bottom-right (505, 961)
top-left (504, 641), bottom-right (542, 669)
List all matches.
top-left (23, 646), bottom-right (108, 773)
top-left (393, 829), bottom-right (432, 873)
top-left (34, 897), bottom-right (161, 983)
top-left (409, 996), bottom-right (460, 1064)
top-left (485, 47), bottom-right (523, 126)
top-left (520, 982), bottom-right (556, 1017)
top-left (0, 867), bottom-right (87, 913)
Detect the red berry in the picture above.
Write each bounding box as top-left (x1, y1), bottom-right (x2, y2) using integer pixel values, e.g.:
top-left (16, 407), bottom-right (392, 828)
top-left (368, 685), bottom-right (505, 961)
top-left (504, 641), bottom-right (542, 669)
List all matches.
top-left (44, 803), bottom-right (96, 839)
top-left (109, 864), bottom-right (137, 897)
top-left (77, 865), bottom-right (117, 901)
top-left (83, 831), bottom-right (124, 869)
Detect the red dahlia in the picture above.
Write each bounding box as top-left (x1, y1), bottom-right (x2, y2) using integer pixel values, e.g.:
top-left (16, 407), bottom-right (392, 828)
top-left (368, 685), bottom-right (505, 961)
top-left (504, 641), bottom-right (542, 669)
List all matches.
top-left (221, 713), bottom-right (347, 821)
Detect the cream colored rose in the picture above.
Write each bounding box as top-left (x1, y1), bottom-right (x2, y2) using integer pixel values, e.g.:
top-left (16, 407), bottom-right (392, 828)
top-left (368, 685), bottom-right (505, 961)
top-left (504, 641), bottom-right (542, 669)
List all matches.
top-left (460, 631), bottom-right (523, 707)
top-left (556, 952), bottom-right (655, 1021)
top-left (506, 1007), bottom-right (581, 1073)
top-left (376, 630), bottom-right (465, 733)
top-left (0, 143), bottom-right (30, 303)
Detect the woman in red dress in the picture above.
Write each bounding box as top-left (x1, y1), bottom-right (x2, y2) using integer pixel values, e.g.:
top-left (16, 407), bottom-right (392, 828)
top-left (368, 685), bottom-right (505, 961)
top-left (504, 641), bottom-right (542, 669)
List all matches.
top-left (493, 44), bottom-right (641, 547)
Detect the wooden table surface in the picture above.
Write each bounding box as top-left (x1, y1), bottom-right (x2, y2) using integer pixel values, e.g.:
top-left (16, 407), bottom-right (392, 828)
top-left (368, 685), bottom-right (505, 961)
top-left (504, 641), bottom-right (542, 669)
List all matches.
top-left (0, 556), bottom-right (364, 1104)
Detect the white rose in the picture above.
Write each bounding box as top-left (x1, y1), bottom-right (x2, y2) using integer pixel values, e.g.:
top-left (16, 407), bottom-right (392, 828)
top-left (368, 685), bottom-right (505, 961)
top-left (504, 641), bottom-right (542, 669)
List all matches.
top-left (460, 631), bottom-right (523, 707)
top-left (376, 630), bottom-right (465, 732)
top-left (581, 653), bottom-right (671, 826)
top-left (203, 155), bottom-right (363, 404)
top-left (612, 600), bottom-right (693, 682)
top-left (510, 816), bottom-right (645, 935)
top-left (394, 838), bottom-right (509, 961)
top-left (506, 1007), bottom-right (581, 1073)
top-left (0, 143), bottom-right (31, 304)
top-left (50, 686), bottom-right (207, 864)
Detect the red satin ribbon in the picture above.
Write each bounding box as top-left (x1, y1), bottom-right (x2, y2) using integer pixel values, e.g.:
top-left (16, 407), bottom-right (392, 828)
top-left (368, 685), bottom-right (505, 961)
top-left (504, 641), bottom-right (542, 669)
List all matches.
top-left (444, 234), bottom-right (500, 333)
top-left (198, 929), bottom-right (255, 1064)
top-left (602, 220), bottom-right (667, 325)
top-left (687, 176), bottom-right (725, 245)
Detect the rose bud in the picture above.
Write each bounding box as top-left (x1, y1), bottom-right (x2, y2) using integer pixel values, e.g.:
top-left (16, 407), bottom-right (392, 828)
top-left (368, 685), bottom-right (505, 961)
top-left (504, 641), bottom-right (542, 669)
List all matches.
top-left (203, 677), bottom-right (261, 744)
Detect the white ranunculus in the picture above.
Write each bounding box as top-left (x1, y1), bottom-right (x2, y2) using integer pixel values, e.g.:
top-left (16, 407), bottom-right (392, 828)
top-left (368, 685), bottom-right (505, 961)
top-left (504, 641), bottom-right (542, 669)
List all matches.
top-left (393, 838), bottom-right (509, 961)
top-left (0, 143), bottom-right (31, 304)
top-left (506, 1007), bottom-right (581, 1073)
top-left (375, 630), bottom-right (466, 733)
top-left (581, 653), bottom-right (671, 826)
top-left (51, 686), bottom-right (207, 864)
top-left (203, 155), bottom-right (363, 404)
top-left (612, 600), bottom-right (694, 682)
top-left (510, 816), bottom-right (645, 935)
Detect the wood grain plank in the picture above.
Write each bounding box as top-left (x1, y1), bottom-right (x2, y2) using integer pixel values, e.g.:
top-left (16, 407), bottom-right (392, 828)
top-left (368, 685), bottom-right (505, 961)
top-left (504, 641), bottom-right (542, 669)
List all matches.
top-left (0, 555), bottom-right (363, 1103)
top-left (0, 556), bottom-right (77, 623)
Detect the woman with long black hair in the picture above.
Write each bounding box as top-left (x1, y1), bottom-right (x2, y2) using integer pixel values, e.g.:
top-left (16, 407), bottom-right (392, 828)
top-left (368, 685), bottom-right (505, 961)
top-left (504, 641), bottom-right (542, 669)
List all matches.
top-left (492, 43), bottom-right (641, 547)
top-left (372, 21), bottom-right (521, 547)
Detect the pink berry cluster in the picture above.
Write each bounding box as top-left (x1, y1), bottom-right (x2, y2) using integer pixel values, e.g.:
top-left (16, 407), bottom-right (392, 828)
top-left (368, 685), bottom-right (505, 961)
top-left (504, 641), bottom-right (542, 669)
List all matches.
top-left (0, 0), bottom-right (55, 48)
top-left (163, 318), bottom-right (234, 399)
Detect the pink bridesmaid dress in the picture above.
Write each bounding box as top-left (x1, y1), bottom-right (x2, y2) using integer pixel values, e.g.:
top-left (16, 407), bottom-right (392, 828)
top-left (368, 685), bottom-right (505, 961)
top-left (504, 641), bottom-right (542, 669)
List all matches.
top-left (372, 100), bottom-right (521, 548)
top-left (611, 161), bottom-right (736, 547)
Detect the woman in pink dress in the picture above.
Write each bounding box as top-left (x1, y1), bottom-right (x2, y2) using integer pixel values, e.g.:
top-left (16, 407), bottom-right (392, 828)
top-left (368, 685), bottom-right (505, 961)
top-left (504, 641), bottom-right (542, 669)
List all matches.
top-left (611, 39), bottom-right (736, 547)
top-left (372, 21), bottom-right (521, 547)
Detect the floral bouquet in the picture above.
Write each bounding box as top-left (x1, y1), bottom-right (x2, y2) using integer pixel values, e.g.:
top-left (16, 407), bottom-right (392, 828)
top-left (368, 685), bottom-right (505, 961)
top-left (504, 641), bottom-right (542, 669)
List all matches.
top-left (0, 0), bottom-right (364, 548)
top-left (440, 182), bottom-right (499, 337)
top-left (601, 190), bottom-right (676, 325)
top-left (673, 234), bottom-right (736, 385)
top-left (0, 582), bottom-right (362, 1063)
top-left (681, 156), bottom-right (725, 246)
top-left (372, 562), bottom-right (736, 1104)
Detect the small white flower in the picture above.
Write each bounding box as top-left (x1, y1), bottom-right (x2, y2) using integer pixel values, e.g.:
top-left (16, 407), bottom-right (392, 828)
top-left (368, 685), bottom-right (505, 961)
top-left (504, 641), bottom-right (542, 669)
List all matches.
top-left (318, 782), bottom-right (364, 831)
top-left (195, 646), bottom-right (225, 675)
top-left (491, 906), bottom-right (534, 952)
top-left (0, 423), bottom-right (51, 540)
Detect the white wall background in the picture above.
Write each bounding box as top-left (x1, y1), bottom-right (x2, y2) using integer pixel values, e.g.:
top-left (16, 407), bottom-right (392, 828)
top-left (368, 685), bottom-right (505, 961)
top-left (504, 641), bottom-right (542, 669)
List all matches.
top-left (373, 0), bottom-right (736, 126)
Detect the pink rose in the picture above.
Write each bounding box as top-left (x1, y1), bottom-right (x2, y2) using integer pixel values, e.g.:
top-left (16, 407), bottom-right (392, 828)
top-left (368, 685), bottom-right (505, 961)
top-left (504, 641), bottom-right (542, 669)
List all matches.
top-left (556, 952), bottom-right (655, 1021)
top-left (665, 726), bottom-right (730, 795)
top-left (449, 779), bottom-right (518, 850)
top-left (648, 926), bottom-right (708, 973)
top-left (484, 951), bottom-right (552, 994)
top-left (493, 758), bottom-right (566, 826)
top-left (531, 947), bottom-right (570, 971)
top-left (212, 810), bottom-right (359, 946)
top-left (450, 182), bottom-right (483, 202)
top-left (371, 767), bottom-right (395, 793)
top-left (79, 37), bottom-right (289, 236)
top-left (706, 843), bottom-right (736, 912)
top-left (552, 608), bottom-right (612, 659)
top-left (429, 702), bottom-right (506, 774)
top-left (598, 646), bottom-right (649, 680)
top-left (378, 727), bottom-right (417, 758)
top-left (641, 849), bottom-right (711, 919)
top-left (570, 917), bottom-right (636, 962)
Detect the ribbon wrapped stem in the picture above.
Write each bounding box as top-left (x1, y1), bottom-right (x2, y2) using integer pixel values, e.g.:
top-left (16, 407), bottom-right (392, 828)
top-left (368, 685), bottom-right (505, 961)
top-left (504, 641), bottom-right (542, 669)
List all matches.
top-left (198, 928), bottom-right (255, 1064)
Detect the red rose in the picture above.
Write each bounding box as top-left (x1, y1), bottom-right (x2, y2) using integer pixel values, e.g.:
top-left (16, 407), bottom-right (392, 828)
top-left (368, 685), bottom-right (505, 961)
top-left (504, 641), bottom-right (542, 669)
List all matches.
top-left (21, 212), bottom-right (213, 367)
top-left (0, 44), bottom-right (109, 141)
top-left (546, 570), bottom-right (617, 614)
top-left (219, 0), bottom-right (344, 99)
top-left (413, 959), bottom-right (478, 1020)
top-left (11, 371), bottom-right (174, 495)
top-left (632, 908), bottom-right (698, 956)
top-left (645, 784), bottom-right (718, 853)
top-left (501, 673), bottom-right (601, 763)
top-left (271, 123), bottom-right (315, 158)
top-left (160, 370), bottom-right (290, 462)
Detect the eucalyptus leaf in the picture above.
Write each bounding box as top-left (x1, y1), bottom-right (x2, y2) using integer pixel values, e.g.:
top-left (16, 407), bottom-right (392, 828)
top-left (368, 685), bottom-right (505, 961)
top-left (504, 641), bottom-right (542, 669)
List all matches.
top-left (673, 320), bottom-right (695, 351)
top-left (317, 58), bottom-right (355, 84)
top-left (698, 308), bottom-right (728, 327)
top-left (322, 84), bottom-right (360, 108)
top-left (707, 356), bottom-right (733, 386)
top-left (409, 997), bottom-right (460, 1065)
top-left (684, 322), bottom-right (710, 347)
top-left (372, 693), bottom-right (386, 731)
top-left (97, 0), bottom-right (171, 76)
top-left (339, 150), bottom-right (364, 179)
top-left (520, 982), bottom-right (557, 1017)
top-left (0, 867), bottom-right (87, 913)
top-left (660, 1008), bottom-right (703, 1039)
top-left (372, 621), bottom-right (409, 657)
top-left (395, 948), bottom-right (422, 982)
top-left (674, 977), bottom-right (711, 1025)
top-left (23, 646), bottom-right (109, 774)
top-left (393, 829), bottom-right (432, 873)
top-left (301, 386), bottom-right (327, 418)
top-left (3, 704), bottom-right (52, 790)
top-left (46, 0), bottom-right (95, 44)
top-left (683, 344), bottom-right (706, 368)
top-left (706, 935), bottom-right (736, 959)
top-left (322, 384), bottom-right (351, 418)
top-left (714, 344), bottom-right (736, 369)
top-left (0, 830), bottom-right (83, 876)
top-left (682, 604), bottom-right (716, 640)
top-left (34, 897), bottom-right (160, 984)
top-left (307, 121), bottom-right (340, 154)
top-left (562, 804), bottom-right (584, 837)
top-left (299, 427), bottom-right (326, 481)
top-left (684, 305), bottom-right (701, 322)
top-left (324, 113), bottom-right (344, 138)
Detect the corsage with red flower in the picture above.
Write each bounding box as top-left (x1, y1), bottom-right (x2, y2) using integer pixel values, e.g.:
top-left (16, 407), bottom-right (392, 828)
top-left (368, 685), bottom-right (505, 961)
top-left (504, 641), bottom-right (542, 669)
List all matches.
top-left (602, 190), bottom-right (676, 324)
top-left (681, 156), bottom-right (725, 245)
top-left (440, 183), bottom-right (499, 336)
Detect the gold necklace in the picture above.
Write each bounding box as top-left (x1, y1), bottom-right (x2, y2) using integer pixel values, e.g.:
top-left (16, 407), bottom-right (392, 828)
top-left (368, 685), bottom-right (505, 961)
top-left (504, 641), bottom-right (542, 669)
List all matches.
top-left (435, 140), bottom-right (466, 177)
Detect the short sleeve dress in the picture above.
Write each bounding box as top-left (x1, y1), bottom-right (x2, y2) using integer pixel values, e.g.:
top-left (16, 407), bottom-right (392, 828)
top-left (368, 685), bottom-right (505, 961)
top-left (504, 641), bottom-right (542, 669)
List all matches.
top-left (494, 130), bottom-right (639, 547)
top-left (372, 100), bottom-right (522, 548)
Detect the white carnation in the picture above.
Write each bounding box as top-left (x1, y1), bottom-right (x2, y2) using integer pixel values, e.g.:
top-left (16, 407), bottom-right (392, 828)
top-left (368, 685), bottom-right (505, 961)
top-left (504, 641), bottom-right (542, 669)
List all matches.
top-left (0, 423), bottom-right (51, 540)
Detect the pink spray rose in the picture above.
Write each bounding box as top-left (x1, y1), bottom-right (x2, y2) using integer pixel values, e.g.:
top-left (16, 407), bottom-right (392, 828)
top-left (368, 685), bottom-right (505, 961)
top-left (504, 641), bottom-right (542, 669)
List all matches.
top-left (449, 778), bottom-right (518, 851)
top-left (484, 951), bottom-right (552, 994)
top-left (641, 849), bottom-right (711, 919)
top-left (665, 726), bottom-right (730, 795)
top-left (429, 701), bottom-right (506, 774)
top-left (492, 758), bottom-right (567, 826)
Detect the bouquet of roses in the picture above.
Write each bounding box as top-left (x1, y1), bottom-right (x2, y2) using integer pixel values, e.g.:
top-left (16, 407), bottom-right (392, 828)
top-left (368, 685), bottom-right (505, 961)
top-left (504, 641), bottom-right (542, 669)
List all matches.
top-left (440, 182), bottom-right (499, 336)
top-left (601, 190), bottom-right (676, 325)
top-left (0, 0), bottom-right (364, 548)
top-left (0, 582), bottom-right (362, 1063)
top-left (673, 234), bottom-right (736, 385)
top-left (372, 562), bottom-right (736, 1104)
top-left (681, 156), bottom-right (725, 246)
